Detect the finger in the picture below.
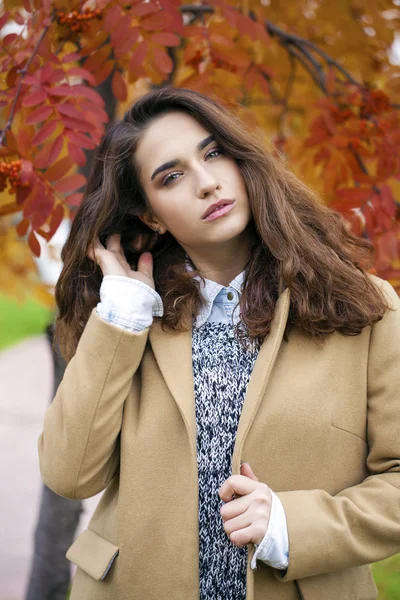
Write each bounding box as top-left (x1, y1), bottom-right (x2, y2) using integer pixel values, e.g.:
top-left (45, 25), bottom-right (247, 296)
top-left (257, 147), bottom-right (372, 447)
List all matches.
top-left (218, 475), bottom-right (258, 502)
top-left (240, 462), bottom-right (259, 482)
top-left (137, 252), bottom-right (153, 279)
top-left (229, 523), bottom-right (260, 548)
top-left (223, 512), bottom-right (252, 540)
top-left (220, 494), bottom-right (252, 521)
top-left (106, 233), bottom-right (121, 253)
top-left (87, 237), bottom-right (104, 262)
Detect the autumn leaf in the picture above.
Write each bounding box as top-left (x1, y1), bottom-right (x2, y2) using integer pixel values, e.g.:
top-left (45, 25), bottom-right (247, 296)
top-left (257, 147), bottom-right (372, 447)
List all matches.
top-left (112, 70), bottom-right (127, 102)
top-left (54, 173), bottom-right (87, 194)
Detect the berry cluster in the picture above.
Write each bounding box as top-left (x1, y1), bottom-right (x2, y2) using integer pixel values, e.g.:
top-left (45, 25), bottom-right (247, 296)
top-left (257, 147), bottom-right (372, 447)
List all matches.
top-left (56, 8), bottom-right (103, 33)
top-left (360, 90), bottom-right (391, 118)
top-left (0, 160), bottom-right (28, 193)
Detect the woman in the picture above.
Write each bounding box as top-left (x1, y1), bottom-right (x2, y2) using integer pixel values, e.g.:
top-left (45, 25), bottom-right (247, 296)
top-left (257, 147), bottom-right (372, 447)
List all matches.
top-left (39, 86), bottom-right (400, 600)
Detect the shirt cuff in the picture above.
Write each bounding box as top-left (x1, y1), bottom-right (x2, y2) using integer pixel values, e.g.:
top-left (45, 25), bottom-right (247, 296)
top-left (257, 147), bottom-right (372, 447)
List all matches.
top-left (96, 275), bottom-right (163, 332)
top-left (251, 490), bottom-right (289, 570)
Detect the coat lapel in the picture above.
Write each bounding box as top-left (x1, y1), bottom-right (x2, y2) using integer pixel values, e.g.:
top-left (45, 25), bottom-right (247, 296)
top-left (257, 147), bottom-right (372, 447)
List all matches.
top-left (149, 287), bottom-right (291, 470)
top-left (231, 288), bottom-right (291, 476)
top-left (149, 322), bottom-right (197, 457)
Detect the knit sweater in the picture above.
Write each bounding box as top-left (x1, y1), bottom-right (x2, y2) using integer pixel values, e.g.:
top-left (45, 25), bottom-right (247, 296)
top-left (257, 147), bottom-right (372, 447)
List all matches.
top-left (193, 321), bottom-right (261, 599)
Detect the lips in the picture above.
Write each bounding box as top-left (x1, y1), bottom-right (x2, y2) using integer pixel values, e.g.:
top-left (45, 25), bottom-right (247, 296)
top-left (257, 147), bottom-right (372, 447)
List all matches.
top-left (202, 199), bottom-right (234, 219)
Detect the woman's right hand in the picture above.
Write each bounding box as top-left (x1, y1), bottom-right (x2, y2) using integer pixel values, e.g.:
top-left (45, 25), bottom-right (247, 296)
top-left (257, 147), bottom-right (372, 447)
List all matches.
top-left (87, 233), bottom-right (155, 290)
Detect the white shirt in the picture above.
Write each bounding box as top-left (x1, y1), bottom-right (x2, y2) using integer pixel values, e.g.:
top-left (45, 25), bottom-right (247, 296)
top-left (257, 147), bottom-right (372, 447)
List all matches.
top-left (97, 271), bottom-right (289, 571)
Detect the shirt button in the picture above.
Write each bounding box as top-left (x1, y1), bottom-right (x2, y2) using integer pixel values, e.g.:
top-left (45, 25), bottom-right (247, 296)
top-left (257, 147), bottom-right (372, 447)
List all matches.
top-left (227, 291), bottom-right (234, 301)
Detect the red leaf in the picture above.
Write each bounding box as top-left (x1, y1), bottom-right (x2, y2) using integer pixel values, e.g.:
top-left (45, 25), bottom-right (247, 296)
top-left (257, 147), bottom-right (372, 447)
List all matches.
top-left (112, 71), bottom-right (127, 102)
top-left (380, 184), bottom-right (396, 218)
top-left (80, 101), bottom-right (109, 123)
top-left (54, 173), bottom-right (87, 194)
top-left (65, 129), bottom-right (95, 149)
top-left (335, 187), bottom-right (373, 203)
top-left (28, 230), bottom-right (41, 256)
top-left (57, 102), bottom-right (83, 119)
top-left (32, 120), bottom-right (58, 146)
top-left (19, 159), bottom-right (33, 185)
top-left (48, 134), bottom-right (64, 164)
top-left (25, 105), bottom-right (53, 124)
top-left (62, 52), bottom-right (81, 63)
top-left (104, 5), bottom-right (122, 32)
top-left (3, 33), bottom-right (18, 46)
top-left (153, 46), bottom-right (173, 74)
top-left (45, 155), bottom-right (74, 181)
top-left (73, 84), bottom-right (104, 106)
top-left (141, 12), bottom-right (172, 31)
top-left (93, 60), bottom-right (115, 85)
top-left (68, 67), bottom-right (96, 85)
top-left (66, 193), bottom-right (84, 206)
top-left (16, 218), bottom-right (30, 237)
top-left (48, 69), bottom-right (65, 84)
top-left (60, 115), bottom-right (96, 133)
top-left (48, 204), bottom-right (65, 238)
top-left (129, 42), bottom-right (149, 72)
top-left (68, 142), bottom-right (87, 166)
top-left (131, 1), bottom-right (158, 17)
top-left (23, 0), bottom-right (32, 13)
top-left (22, 88), bottom-right (47, 107)
top-left (151, 32), bottom-right (180, 46)
top-left (47, 84), bottom-right (72, 97)
top-left (0, 11), bottom-right (10, 30)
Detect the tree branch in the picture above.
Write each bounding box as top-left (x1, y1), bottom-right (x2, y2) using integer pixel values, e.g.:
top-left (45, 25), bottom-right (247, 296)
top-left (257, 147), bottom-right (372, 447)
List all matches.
top-left (0, 22), bottom-right (52, 147)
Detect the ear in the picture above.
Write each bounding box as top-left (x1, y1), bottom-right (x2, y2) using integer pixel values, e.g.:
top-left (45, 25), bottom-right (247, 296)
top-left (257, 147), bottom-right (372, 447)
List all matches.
top-left (137, 212), bottom-right (162, 233)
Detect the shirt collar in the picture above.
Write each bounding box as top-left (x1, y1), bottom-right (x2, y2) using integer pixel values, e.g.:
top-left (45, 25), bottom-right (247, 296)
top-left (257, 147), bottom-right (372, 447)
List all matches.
top-left (185, 257), bottom-right (245, 327)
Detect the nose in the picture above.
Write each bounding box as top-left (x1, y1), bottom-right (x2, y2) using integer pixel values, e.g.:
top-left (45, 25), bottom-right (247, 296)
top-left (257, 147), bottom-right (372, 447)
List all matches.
top-left (195, 164), bottom-right (220, 199)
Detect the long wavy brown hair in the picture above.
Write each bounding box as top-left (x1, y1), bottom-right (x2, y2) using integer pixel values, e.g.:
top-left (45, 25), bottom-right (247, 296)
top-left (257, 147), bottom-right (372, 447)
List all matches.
top-left (55, 85), bottom-right (390, 362)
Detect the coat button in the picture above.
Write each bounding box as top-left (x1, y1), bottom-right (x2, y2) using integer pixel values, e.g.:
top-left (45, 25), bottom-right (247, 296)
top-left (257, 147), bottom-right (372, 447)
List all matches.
top-left (227, 291), bottom-right (234, 300)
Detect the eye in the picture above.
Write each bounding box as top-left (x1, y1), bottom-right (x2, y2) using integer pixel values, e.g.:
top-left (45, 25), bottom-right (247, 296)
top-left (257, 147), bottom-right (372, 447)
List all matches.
top-left (161, 147), bottom-right (223, 187)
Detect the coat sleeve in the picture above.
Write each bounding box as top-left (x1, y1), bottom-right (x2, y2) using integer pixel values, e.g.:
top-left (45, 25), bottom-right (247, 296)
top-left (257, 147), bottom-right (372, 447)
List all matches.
top-left (38, 308), bottom-right (149, 500)
top-left (275, 278), bottom-right (400, 582)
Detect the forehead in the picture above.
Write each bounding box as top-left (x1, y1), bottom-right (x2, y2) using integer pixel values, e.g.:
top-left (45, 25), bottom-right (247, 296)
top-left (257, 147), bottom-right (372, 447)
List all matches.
top-left (136, 111), bottom-right (210, 173)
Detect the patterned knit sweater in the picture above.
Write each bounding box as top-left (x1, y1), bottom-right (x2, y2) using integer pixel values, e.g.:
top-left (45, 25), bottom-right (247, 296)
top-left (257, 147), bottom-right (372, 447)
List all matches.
top-left (192, 321), bottom-right (261, 600)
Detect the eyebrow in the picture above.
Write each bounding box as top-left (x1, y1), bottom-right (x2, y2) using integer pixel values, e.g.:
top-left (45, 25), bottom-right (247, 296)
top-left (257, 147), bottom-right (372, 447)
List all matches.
top-left (150, 135), bottom-right (215, 182)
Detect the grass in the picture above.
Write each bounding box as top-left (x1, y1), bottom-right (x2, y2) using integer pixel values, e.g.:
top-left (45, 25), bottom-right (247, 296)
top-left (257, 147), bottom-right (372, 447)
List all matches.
top-left (372, 554), bottom-right (400, 599)
top-left (0, 293), bottom-right (52, 352)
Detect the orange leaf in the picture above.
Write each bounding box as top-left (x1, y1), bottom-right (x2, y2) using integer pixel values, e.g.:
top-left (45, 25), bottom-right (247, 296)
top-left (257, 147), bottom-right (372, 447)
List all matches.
top-left (153, 46), bottom-right (173, 74)
top-left (112, 71), bottom-right (127, 102)
top-left (22, 88), bottom-right (47, 107)
top-left (25, 105), bottom-right (53, 124)
top-left (28, 230), bottom-right (41, 257)
top-left (45, 155), bottom-right (74, 181)
top-left (32, 120), bottom-right (58, 146)
top-left (54, 173), bottom-right (87, 194)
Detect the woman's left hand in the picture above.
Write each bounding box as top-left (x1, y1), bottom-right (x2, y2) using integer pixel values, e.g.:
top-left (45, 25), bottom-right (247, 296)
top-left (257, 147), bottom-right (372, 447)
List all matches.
top-left (218, 462), bottom-right (272, 548)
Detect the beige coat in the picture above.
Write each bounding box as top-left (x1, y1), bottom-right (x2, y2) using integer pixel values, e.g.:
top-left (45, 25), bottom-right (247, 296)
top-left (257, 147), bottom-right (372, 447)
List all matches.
top-left (38, 275), bottom-right (400, 600)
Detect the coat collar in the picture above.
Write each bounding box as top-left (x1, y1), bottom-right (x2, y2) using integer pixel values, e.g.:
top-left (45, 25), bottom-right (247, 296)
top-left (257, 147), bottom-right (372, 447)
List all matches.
top-left (148, 287), bottom-right (291, 472)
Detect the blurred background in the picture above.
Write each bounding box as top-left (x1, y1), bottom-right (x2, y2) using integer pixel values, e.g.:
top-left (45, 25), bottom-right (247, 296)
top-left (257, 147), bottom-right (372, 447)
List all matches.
top-left (1, 0), bottom-right (400, 598)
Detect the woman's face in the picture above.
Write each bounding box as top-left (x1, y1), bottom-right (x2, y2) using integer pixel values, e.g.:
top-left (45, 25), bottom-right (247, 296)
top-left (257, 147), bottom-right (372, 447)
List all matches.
top-left (135, 110), bottom-right (252, 252)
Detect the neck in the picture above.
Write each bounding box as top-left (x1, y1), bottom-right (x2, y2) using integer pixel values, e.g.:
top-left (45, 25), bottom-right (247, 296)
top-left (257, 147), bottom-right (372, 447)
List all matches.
top-left (183, 224), bottom-right (258, 286)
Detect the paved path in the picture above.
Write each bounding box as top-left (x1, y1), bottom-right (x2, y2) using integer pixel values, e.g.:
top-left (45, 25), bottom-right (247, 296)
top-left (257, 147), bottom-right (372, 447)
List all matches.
top-left (0, 335), bottom-right (100, 600)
